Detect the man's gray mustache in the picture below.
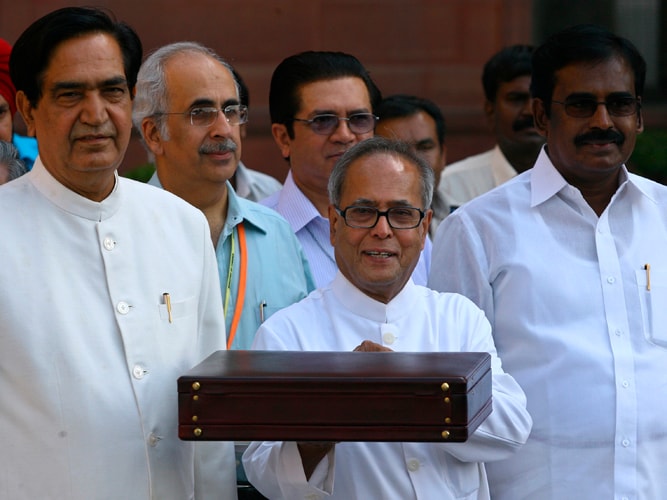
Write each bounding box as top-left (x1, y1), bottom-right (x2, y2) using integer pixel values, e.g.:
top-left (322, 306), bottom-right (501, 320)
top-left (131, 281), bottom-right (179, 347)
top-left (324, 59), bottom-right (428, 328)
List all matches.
top-left (199, 140), bottom-right (237, 154)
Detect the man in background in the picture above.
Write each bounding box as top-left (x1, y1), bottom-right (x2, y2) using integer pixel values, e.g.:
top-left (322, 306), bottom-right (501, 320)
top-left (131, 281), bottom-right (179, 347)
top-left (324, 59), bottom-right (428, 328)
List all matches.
top-left (134, 41), bottom-right (314, 351)
top-left (261, 51), bottom-right (431, 287)
top-left (0, 140), bottom-right (26, 184)
top-left (376, 93), bottom-right (450, 235)
top-left (0, 37), bottom-right (38, 169)
top-left (439, 44), bottom-right (544, 209)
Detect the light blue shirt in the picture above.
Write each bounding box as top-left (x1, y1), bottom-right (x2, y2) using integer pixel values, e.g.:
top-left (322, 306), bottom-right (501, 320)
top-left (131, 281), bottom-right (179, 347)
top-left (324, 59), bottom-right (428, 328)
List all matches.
top-left (217, 183), bottom-right (315, 349)
top-left (149, 173), bottom-right (315, 350)
top-left (261, 170), bottom-right (431, 288)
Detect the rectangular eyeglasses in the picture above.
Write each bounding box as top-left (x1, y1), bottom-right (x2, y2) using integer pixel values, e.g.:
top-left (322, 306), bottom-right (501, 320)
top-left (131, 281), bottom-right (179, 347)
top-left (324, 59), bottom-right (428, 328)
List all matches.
top-left (551, 96), bottom-right (640, 118)
top-left (156, 104), bottom-right (248, 127)
top-left (335, 206), bottom-right (425, 229)
top-left (293, 113), bottom-right (378, 135)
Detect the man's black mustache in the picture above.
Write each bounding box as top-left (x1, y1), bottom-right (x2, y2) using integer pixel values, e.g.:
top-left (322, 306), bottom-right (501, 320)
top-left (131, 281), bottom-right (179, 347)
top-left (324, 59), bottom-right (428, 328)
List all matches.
top-left (574, 129), bottom-right (624, 146)
top-left (199, 139), bottom-right (237, 154)
top-left (512, 117), bottom-right (535, 132)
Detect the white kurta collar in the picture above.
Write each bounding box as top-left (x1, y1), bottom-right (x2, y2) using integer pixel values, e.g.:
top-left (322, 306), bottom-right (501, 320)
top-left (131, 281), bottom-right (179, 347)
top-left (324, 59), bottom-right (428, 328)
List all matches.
top-left (30, 157), bottom-right (121, 222)
top-left (331, 271), bottom-right (419, 323)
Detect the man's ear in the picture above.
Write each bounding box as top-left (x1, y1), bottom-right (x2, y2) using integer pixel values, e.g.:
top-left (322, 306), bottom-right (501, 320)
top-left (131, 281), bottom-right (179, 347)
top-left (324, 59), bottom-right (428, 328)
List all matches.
top-left (16, 91), bottom-right (37, 137)
top-left (328, 204), bottom-right (339, 246)
top-left (271, 123), bottom-right (291, 160)
top-left (141, 118), bottom-right (166, 156)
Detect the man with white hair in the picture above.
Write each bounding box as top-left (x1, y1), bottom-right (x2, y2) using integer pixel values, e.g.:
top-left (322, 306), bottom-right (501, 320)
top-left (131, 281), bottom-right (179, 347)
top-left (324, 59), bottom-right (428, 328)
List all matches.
top-left (133, 42), bottom-right (315, 352)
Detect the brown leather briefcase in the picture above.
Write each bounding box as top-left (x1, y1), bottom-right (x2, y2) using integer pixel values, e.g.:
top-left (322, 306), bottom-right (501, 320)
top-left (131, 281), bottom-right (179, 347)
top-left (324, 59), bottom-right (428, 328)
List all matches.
top-left (178, 350), bottom-right (492, 443)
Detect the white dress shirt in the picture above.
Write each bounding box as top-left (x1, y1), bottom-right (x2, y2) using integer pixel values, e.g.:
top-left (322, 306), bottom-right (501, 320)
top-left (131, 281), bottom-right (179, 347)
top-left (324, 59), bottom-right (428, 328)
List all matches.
top-left (243, 272), bottom-right (532, 500)
top-left (429, 147), bottom-right (667, 499)
top-left (0, 159), bottom-right (236, 500)
top-left (261, 170), bottom-right (432, 288)
top-left (439, 145), bottom-right (517, 208)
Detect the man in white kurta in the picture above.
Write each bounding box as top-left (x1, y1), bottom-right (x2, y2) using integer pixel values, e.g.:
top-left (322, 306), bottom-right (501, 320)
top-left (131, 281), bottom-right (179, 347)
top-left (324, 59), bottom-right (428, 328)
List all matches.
top-left (1, 7), bottom-right (235, 499)
top-left (245, 273), bottom-right (532, 500)
top-left (243, 137), bottom-right (531, 500)
top-left (0, 161), bottom-right (236, 498)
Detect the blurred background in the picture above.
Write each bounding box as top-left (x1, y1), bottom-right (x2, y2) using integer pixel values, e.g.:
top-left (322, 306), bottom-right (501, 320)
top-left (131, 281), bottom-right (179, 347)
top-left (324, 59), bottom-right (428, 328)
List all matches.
top-left (2, 0), bottom-right (665, 182)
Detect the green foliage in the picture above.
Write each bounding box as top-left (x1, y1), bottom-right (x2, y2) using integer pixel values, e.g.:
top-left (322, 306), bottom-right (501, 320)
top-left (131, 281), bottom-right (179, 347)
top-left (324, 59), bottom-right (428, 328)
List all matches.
top-left (628, 129), bottom-right (667, 184)
top-left (122, 163), bottom-right (155, 183)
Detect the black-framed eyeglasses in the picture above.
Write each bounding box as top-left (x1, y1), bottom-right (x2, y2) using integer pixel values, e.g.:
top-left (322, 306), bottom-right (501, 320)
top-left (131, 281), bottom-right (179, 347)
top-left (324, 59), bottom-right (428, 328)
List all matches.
top-left (293, 113), bottom-right (378, 135)
top-left (551, 96), bottom-right (640, 118)
top-left (155, 104), bottom-right (248, 127)
top-left (335, 205), bottom-right (425, 229)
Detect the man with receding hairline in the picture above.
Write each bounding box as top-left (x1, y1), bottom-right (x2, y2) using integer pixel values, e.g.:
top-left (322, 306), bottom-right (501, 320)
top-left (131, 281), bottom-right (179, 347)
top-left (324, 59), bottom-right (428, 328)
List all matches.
top-left (244, 137), bottom-right (531, 500)
top-left (133, 41), bottom-right (314, 352)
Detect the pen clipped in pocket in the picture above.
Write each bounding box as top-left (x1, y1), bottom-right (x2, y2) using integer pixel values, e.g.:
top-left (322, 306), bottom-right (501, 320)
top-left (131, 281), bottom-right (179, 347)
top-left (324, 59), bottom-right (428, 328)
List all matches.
top-left (158, 294), bottom-right (197, 322)
top-left (637, 266), bottom-right (667, 347)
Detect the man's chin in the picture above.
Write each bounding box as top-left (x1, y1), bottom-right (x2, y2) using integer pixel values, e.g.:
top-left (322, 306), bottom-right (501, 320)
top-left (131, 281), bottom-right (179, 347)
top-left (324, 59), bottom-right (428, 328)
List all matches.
top-left (71, 153), bottom-right (124, 173)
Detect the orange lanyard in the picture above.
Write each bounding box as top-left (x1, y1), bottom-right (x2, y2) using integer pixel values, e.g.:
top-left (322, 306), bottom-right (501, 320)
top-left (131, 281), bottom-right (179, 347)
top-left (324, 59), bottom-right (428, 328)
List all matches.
top-left (225, 223), bottom-right (247, 349)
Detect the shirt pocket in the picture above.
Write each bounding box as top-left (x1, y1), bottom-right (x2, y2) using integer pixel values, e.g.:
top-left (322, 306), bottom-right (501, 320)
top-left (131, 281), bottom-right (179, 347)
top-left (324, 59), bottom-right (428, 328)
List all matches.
top-left (156, 296), bottom-right (201, 364)
top-left (158, 295), bottom-right (197, 322)
top-left (256, 303), bottom-right (283, 324)
top-left (636, 268), bottom-right (667, 347)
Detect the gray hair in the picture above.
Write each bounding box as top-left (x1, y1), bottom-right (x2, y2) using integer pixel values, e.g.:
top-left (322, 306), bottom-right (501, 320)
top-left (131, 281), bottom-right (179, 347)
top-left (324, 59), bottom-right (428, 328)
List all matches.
top-left (328, 136), bottom-right (435, 209)
top-left (132, 41), bottom-right (238, 141)
top-left (0, 140), bottom-right (28, 183)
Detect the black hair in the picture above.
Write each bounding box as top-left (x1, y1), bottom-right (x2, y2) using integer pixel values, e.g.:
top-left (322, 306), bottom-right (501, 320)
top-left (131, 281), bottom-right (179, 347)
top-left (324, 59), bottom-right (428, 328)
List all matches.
top-left (231, 66), bottom-right (249, 107)
top-left (376, 94), bottom-right (446, 146)
top-left (10, 6), bottom-right (142, 106)
top-left (269, 51), bottom-right (381, 137)
top-left (482, 44), bottom-right (534, 102)
top-left (531, 24), bottom-right (646, 115)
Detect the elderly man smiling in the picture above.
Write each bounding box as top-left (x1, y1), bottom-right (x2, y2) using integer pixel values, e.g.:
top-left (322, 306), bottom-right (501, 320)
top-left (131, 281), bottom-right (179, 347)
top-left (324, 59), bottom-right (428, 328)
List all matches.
top-left (243, 137), bottom-right (531, 500)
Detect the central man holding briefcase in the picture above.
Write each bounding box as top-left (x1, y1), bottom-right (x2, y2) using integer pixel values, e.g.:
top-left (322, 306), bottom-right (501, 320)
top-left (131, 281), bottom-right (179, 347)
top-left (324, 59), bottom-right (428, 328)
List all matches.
top-left (184, 138), bottom-right (531, 499)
